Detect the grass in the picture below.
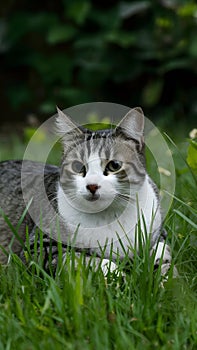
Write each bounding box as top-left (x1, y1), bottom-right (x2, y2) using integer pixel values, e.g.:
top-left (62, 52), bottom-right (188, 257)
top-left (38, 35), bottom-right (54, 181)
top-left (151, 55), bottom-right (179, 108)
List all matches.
top-left (0, 133), bottom-right (197, 350)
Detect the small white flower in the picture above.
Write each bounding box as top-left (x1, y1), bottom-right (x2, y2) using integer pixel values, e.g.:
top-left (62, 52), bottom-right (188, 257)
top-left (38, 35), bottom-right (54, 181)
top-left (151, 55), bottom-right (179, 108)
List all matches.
top-left (189, 128), bottom-right (197, 139)
top-left (158, 167), bottom-right (171, 176)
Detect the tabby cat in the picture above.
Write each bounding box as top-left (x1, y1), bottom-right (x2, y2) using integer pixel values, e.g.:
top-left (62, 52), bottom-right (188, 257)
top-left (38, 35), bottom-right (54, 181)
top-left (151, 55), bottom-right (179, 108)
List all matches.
top-left (0, 107), bottom-right (175, 276)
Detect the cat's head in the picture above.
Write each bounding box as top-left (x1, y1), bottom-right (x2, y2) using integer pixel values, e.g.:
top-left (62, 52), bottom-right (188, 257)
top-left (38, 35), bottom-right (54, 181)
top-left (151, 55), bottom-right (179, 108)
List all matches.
top-left (56, 107), bottom-right (146, 214)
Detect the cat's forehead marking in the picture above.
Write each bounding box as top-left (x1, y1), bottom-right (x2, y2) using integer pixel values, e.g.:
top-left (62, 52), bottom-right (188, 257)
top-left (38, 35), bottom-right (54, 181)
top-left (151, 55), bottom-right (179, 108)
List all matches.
top-left (84, 129), bottom-right (113, 141)
top-left (64, 127), bottom-right (139, 165)
top-left (82, 129), bottom-right (112, 159)
top-left (86, 153), bottom-right (103, 175)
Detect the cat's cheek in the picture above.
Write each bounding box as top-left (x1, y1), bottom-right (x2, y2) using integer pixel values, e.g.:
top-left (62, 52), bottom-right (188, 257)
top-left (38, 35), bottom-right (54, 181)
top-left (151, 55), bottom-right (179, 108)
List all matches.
top-left (103, 174), bottom-right (118, 194)
top-left (74, 176), bottom-right (87, 196)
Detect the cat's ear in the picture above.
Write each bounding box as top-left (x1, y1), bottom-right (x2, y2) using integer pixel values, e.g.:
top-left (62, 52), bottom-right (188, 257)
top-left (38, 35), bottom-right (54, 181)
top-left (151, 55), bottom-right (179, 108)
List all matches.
top-left (56, 106), bottom-right (83, 137)
top-left (116, 107), bottom-right (144, 149)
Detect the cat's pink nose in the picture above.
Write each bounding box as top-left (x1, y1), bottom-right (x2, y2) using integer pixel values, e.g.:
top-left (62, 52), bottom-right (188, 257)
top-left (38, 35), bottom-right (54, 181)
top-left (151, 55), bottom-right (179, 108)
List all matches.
top-left (86, 184), bottom-right (100, 195)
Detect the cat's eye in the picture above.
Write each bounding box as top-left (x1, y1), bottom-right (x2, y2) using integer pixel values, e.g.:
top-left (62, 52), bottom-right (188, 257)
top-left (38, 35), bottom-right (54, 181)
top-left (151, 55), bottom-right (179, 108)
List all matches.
top-left (105, 160), bottom-right (122, 173)
top-left (72, 160), bottom-right (86, 175)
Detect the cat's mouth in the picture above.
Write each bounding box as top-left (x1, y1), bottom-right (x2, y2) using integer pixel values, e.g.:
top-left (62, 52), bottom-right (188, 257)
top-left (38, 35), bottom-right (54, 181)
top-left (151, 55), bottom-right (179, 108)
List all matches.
top-left (84, 194), bottom-right (100, 202)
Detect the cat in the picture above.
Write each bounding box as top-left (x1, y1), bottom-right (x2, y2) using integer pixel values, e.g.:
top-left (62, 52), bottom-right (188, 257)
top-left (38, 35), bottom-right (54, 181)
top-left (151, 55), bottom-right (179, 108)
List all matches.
top-left (0, 107), bottom-right (176, 276)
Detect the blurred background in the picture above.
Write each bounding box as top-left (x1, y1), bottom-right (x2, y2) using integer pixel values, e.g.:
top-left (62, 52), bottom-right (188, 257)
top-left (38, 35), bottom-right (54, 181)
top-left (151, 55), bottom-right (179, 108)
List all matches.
top-left (0, 0), bottom-right (197, 138)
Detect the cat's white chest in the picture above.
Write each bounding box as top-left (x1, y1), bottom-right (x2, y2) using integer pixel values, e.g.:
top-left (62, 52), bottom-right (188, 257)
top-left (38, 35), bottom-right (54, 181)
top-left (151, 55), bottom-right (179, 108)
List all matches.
top-left (57, 175), bottom-right (161, 259)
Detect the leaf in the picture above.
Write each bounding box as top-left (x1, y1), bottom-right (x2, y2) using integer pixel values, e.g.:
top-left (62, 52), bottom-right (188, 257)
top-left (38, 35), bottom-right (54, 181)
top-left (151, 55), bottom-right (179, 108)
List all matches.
top-left (49, 281), bottom-right (64, 314)
top-left (105, 30), bottom-right (136, 48)
top-left (24, 127), bottom-right (46, 143)
top-left (177, 3), bottom-right (197, 17)
top-left (75, 268), bottom-right (84, 306)
top-left (173, 209), bottom-right (197, 229)
top-left (142, 79), bottom-right (163, 107)
top-left (161, 59), bottom-right (192, 73)
top-left (47, 25), bottom-right (77, 44)
top-left (119, 1), bottom-right (151, 18)
top-left (65, 1), bottom-right (91, 25)
top-left (189, 37), bottom-right (197, 58)
top-left (187, 140), bottom-right (197, 174)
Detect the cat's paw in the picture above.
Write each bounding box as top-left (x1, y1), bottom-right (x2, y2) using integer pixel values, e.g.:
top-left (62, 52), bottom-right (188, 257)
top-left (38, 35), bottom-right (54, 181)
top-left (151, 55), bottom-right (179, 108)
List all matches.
top-left (158, 263), bottom-right (178, 288)
top-left (153, 242), bottom-right (172, 266)
top-left (160, 262), bottom-right (178, 278)
top-left (152, 241), bottom-right (178, 281)
top-left (100, 259), bottom-right (119, 276)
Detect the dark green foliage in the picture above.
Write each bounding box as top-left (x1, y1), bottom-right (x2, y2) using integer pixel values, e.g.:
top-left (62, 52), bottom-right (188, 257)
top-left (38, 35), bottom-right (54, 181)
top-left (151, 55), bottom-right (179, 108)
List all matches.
top-left (0, 1), bottom-right (196, 125)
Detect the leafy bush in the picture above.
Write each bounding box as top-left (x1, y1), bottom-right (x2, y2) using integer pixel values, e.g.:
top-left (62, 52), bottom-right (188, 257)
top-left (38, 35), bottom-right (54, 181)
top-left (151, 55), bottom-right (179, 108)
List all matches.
top-left (0, 0), bottom-right (197, 125)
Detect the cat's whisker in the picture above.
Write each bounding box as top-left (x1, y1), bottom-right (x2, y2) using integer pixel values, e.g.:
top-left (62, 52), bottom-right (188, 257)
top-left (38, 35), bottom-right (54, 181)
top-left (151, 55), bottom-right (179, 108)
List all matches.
top-left (116, 194), bottom-right (131, 201)
top-left (64, 193), bottom-right (79, 201)
top-left (114, 191), bottom-right (134, 201)
top-left (47, 194), bottom-right (58, 203)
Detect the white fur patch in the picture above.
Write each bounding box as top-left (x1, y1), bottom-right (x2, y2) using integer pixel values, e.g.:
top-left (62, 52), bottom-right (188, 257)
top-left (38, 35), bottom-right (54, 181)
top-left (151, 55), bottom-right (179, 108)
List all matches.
top-left (57, 174), bottom-right (161, 259)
